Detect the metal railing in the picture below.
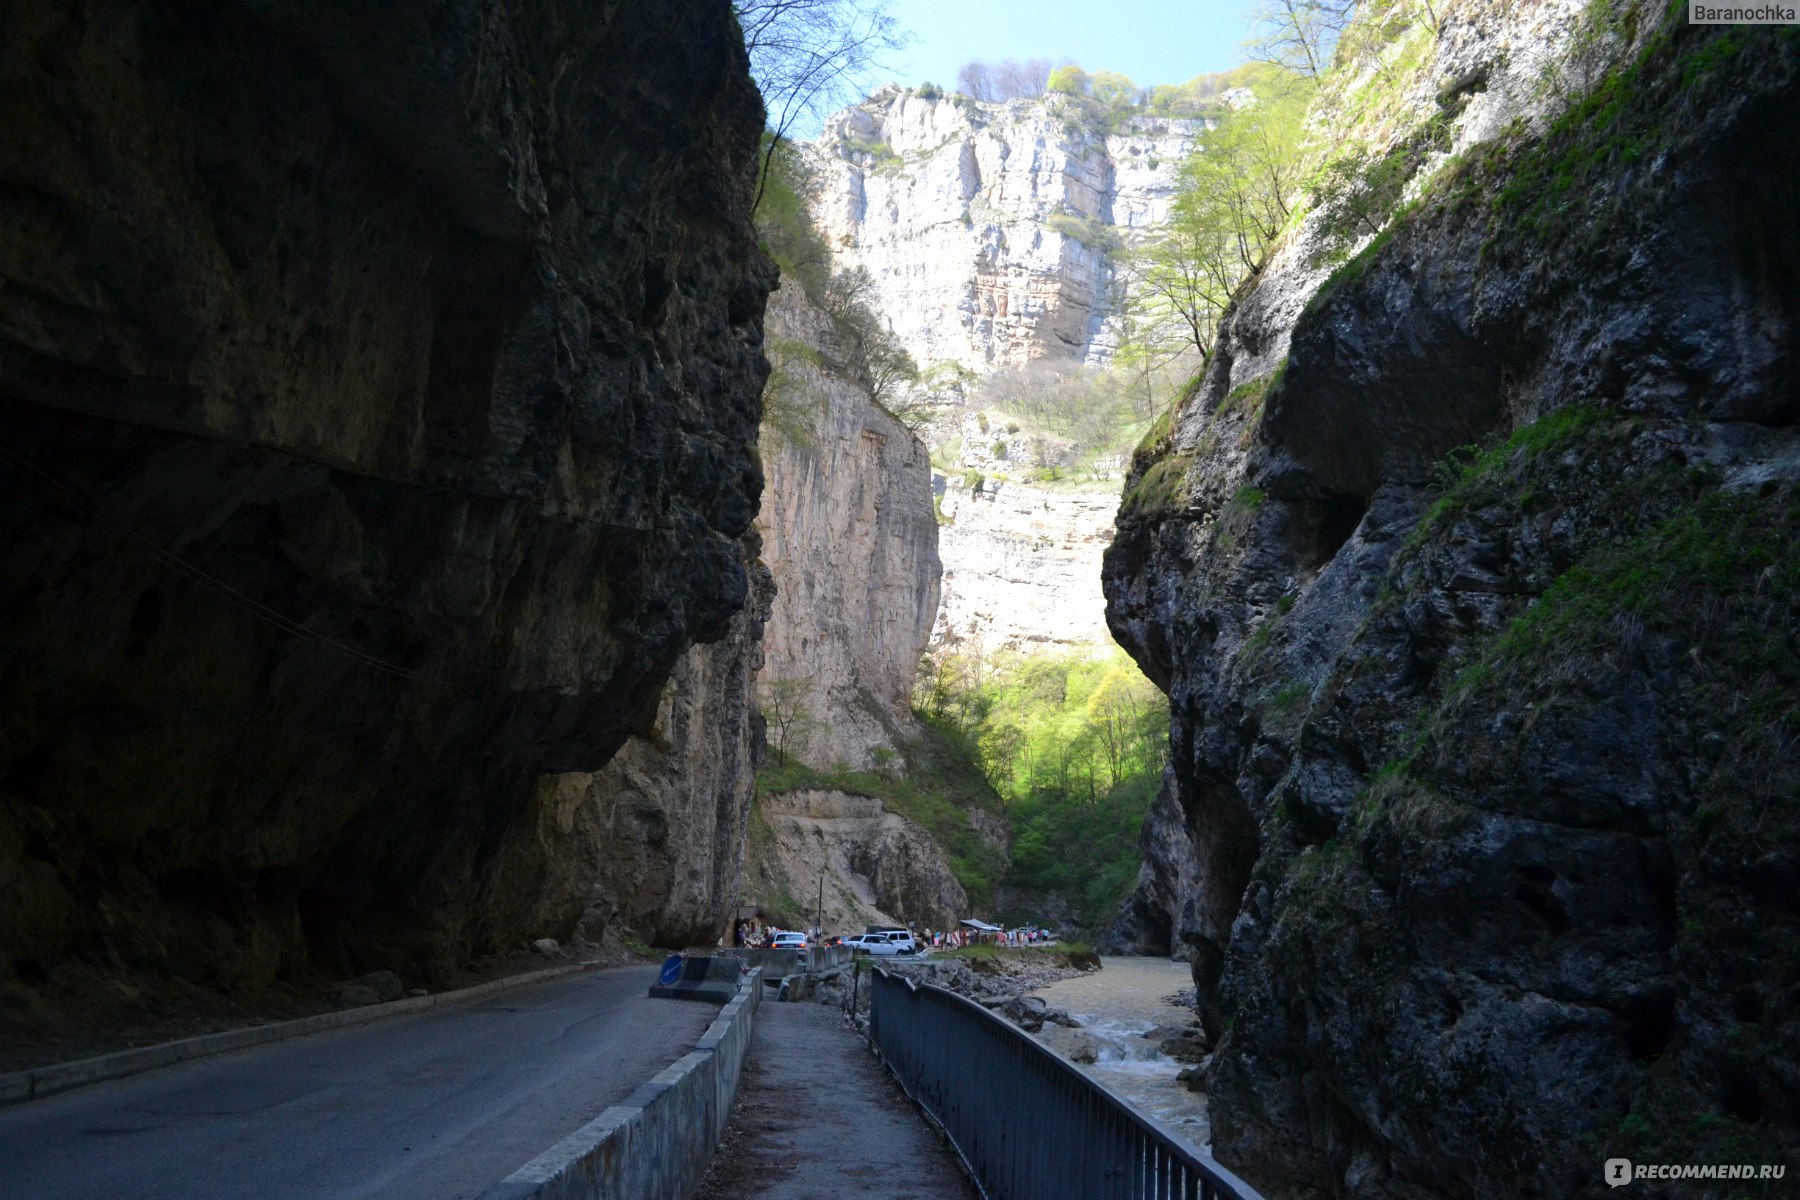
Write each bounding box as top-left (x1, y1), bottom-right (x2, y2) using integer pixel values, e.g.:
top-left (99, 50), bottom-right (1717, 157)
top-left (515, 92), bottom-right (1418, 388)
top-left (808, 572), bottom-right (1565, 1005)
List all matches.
top-left (869, 968), bottom-right (1264, 1200)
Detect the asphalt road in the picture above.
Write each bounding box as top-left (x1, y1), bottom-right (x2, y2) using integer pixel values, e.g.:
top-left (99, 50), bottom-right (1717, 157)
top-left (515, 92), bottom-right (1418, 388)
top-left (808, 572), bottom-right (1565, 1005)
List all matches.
top-left (0, 964), bottom-right (715, 1200)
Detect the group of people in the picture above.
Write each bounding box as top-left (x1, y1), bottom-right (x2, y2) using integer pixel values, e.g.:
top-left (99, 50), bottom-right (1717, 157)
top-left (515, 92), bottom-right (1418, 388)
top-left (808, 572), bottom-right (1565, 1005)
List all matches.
top-left (732, 919), bottom-right (775, 948)
top-left (731, 918), bottom-right (1054, 950)
top-left (922, 925), bottom-right (1052, 948)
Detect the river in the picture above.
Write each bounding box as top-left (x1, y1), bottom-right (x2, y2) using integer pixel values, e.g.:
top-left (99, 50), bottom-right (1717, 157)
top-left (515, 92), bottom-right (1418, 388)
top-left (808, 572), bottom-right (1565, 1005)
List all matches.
top-left (1027, 955), bottom-right (1210, 1149)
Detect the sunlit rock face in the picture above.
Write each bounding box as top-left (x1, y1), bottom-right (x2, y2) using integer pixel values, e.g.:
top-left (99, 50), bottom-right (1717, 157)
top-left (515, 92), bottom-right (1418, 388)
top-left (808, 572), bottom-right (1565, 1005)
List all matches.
top-left (803, 88), bottom-right (1198, 656)
top-left (1103, 4), bottom-right (1800, 1196)
top-left (933, 477), bottom-right (1119, 651)
top-left (805, 86), bottom-right (1201, 371)
top-left (756, 284), bottom-right (942, 771)
top-left (745, 790), bottom-right (967, 935)
top-left (0, 0), bottom-right (773, 1002)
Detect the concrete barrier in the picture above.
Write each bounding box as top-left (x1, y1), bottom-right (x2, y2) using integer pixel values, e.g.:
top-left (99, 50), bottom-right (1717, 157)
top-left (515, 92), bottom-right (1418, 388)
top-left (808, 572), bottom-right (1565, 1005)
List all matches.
top-left (481, 967), bottom-right (762, 1200)
top-left (0, 961), bottom-right (601, 1108)
top-left (647, 955), bottom-right (743, 1002)
top-left (723, 943), bottom-right (852, 979)
top-left (723, 946), bottom-right (800, 977)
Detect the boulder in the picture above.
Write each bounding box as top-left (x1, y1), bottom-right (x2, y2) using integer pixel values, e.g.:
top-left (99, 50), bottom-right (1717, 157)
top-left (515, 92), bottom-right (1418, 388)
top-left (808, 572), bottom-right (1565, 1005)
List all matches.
top-left (1063, 1031), bottom-right (1101, 1065)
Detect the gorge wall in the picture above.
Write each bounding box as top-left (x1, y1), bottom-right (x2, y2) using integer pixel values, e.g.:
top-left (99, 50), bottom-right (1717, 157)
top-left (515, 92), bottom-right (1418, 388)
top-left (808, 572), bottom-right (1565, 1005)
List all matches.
top-left (806, 85), bottom-right (1199, 369)
top-left (805, 88), bottom-right (1201, 654)
top-left (934, 473), bottom-right (1119, 650)
top-left (1105, 4), bottom-right (1798, 1196)
top-left (0, 0), bottom-right (773, 1010)
top-left (756, 283), bottom-right (941, 771)
top-left (745, 280), bottom-right (967, 931)
top-left (524, 544), bottom-right (774, 951)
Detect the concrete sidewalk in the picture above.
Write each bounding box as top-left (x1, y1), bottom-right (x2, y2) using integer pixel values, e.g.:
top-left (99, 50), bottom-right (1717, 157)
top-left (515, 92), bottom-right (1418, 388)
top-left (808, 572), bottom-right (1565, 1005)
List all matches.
top-left (694, 1000), bottom-right (977, 1200)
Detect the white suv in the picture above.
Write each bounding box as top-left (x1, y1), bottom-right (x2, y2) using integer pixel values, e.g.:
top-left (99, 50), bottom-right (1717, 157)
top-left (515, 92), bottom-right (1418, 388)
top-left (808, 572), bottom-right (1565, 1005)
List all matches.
top-left (845, 933), bottom-right (901, 956)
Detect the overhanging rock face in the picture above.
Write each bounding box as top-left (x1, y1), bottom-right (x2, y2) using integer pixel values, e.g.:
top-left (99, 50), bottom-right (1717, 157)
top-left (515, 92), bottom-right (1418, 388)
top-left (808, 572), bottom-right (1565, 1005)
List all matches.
top-left (0, 0), bottom-right (774, 994)
top-left (1102, 12), bottom-right (1800, 1197)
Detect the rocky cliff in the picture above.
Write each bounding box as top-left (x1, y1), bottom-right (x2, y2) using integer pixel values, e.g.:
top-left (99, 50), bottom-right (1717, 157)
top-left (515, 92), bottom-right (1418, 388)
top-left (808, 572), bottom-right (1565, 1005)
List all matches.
top-left (804, 87), bottom-right (1197, 653)
top-left (806, 86), bottom-right (1200, 370)
top-left (935, 474), bottom-right (1118, 650)
top-left (0, 0), bottom-right (772, 1010)
top-left (745, 790), bottom-right (966, 934)
top-left (526, 542), bottom-right (775, 951)
top-left (1105, 5), bottom-right (1798, 1197)
top-left (756, 283), bottom-right (940, 769)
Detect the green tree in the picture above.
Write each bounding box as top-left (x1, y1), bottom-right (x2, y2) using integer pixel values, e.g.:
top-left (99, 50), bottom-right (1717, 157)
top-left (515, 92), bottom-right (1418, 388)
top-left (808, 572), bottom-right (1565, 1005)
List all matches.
top-left (1124, 71), bottom-right (1312, 367)
top-left (1090, 69), bottom-right (1140, 107)
top-left (737, 0), bottom-right (908, 210)
top-left (1243, 0), bottom-right (1358, 77)
top-left (1046, 64), bottom-right (1090, 95)
top-left (917, 648), bottom-right (1169, 928)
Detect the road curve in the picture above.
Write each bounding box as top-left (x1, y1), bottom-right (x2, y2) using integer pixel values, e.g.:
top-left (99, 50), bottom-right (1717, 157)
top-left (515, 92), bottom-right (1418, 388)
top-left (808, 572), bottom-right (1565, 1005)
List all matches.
top-left (0, 964), bottom-right (715, 1200)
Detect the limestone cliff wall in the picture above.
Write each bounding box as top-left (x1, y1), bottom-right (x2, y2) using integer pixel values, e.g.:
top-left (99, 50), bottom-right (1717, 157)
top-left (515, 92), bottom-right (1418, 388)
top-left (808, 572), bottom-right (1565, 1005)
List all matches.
top-left (804, 88), bottom-right (1193, 654)
top-left (1103, 5), bottom-right (1799, 1195)
top-left (806, 87), bottom-right (1201, 370)
top-left (757, 284), bottom-right (941, 769)
top-left (0, 0), bottom-right (772, 1001)
top-left (519, 543), bottom-right (775, 951)
top-left (934, 475), bottom-right (1117, 651)
top-left (744, 790), bottom-right (967, 934)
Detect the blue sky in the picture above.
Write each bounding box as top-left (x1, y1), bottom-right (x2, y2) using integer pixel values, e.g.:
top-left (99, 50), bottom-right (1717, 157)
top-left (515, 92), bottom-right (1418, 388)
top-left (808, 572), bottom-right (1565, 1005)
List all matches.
top-left (881, 0), bottom-right (1257, 93)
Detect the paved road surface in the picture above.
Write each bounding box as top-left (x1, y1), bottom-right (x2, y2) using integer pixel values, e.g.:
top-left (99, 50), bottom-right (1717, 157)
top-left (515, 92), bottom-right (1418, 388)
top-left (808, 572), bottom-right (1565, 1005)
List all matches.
top-left (0, 965), bottom-right (714, 1200)
top-left (694, 1000), bottom-right (977, 1200)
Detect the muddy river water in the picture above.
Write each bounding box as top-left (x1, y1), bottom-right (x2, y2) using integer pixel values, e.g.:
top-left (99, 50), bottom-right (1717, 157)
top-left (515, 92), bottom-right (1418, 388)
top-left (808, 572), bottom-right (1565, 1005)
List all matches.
top-left (1028, 955), bottom-right (1211, 1149)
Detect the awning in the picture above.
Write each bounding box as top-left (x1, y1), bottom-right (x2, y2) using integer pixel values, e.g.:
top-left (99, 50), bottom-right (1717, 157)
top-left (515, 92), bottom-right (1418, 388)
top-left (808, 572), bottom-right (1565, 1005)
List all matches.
top-left (959, 919), bottom-right (1002, 931)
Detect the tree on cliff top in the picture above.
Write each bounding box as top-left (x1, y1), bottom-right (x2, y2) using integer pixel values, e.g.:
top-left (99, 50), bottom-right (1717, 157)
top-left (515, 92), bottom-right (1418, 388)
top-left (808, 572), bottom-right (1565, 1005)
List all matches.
top-left (956, 57), bottom-right (1055, 102)
top-left (737, 0), bottom-right (906, 208)
top-left (1125, 71), bottom-right (1311, 366)
top-left (1244, 0), bottom-right (1359, 76)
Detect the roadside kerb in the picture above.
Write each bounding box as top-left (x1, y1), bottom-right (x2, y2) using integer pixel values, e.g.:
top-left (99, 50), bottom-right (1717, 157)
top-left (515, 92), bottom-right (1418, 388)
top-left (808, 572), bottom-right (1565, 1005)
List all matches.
top-left (481, 967), bottom-right (763, 1200)
top-left (0, 960), bottom-right (603, 1108)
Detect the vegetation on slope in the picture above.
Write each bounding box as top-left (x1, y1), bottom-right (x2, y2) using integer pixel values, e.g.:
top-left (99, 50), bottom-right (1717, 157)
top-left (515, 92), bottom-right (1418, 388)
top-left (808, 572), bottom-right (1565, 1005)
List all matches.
top-left (755, 716), bottom-right (1009, 912)
top-left (916, 648), bottom-right (1170, 929)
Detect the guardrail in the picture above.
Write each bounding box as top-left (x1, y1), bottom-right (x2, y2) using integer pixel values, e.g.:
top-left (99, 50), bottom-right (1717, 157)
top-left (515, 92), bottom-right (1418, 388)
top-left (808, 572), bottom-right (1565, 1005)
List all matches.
top-left (868, 968), bottom-right (1264, 1200)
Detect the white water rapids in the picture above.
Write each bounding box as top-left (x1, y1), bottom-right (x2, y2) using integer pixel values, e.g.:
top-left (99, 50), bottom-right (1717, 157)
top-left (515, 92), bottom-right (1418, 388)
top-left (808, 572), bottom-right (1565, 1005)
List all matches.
top-left (1028, 956), bottom-right (1211, 1149)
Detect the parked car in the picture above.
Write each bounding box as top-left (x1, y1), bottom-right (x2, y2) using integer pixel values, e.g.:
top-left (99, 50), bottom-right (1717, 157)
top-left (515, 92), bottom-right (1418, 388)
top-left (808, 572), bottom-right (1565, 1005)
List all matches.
top-left (844, 933), bottom-right (901, 956)
top-left (863, 926), bottom-right (919, 954)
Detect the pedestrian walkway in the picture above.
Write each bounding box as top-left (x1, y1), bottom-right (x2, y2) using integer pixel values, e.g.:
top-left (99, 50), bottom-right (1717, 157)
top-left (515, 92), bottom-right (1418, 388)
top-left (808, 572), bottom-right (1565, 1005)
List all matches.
top-left (693, 998), bottom-right (977, 1200)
